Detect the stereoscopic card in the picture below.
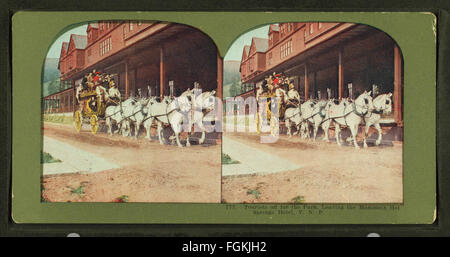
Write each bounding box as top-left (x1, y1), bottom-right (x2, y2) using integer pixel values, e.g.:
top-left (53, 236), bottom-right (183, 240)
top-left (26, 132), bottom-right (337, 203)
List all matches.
top-left (10, 11), bottom-right (436, 226)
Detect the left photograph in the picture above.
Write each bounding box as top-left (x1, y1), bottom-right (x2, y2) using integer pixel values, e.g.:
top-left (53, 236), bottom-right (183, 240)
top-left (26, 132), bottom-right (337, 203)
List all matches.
top-left (41, 21), bottom-right (222, 203)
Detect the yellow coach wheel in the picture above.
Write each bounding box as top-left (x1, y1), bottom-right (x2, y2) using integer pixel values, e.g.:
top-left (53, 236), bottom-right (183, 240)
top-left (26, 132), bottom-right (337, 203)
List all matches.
top-left (90, 115), bottom-right (99, 134)
top-left (74, 110), bottom-right (82, 132)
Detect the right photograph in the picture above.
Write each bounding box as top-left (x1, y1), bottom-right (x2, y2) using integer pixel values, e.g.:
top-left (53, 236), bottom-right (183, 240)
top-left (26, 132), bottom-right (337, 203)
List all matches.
top-left (222, 22), bottom-right (403, 203)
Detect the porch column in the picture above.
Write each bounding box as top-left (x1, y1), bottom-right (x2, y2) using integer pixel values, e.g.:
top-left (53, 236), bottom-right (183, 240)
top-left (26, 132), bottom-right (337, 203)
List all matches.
top-left (313, 72), bottom-right (317, 99)
top-left (160, 46), bottom-right (165, 98)
top-left (394, 44), bottom-right (402, 125)
top-left (338, 49), bottom-right (344, 101)
top-left (304, 63), bottom-right (309, 100)
top-left (125, 61), bottom-right (130, 99)
top-left (217, 53), bottom-right (223, 99)
top-left (71, 90), bottom-right (75, 112)
top-left (72, 80), bottom-right (76, 111)
top-left (134, 68), bottom-right (138, 96)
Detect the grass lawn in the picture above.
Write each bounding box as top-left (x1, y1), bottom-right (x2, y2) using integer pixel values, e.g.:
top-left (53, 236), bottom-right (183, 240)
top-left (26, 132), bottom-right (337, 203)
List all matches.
top-left (41, 151), bottom-right (61, 164)
top-left (222, 153), bottom-right (240, 165)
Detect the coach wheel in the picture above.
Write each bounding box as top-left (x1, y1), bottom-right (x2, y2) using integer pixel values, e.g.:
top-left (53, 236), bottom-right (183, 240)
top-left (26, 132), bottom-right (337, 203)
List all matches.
top-left (90, 115), bottom-right (99, 134)
top-left (74, 110), bottom-right (82, 132)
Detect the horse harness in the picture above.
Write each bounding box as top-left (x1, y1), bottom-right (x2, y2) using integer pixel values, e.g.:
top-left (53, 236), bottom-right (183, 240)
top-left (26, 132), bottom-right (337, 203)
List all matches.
top-left (319, 102), bottom-right (369, 127)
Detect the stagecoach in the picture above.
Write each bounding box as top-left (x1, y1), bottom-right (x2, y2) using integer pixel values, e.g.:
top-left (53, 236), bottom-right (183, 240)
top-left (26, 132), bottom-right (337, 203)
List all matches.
top-left (73, 90), bottom-right (107, 134)
top-left (256, 91), bottom-right (285, 135)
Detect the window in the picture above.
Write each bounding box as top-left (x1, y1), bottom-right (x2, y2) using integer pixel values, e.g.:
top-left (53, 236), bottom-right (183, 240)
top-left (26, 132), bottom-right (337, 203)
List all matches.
top-left (287, 40), bottom-right (292, 55)
top-left (280, 40), bottom-right (292, 59)
top-left (318, 22), bottom-right (323, 29)
top-left (138, 21), bottom-right (142, 26)
top-left (287, 23), bottom-right (292, 32)
top-left (310, 24), bottom-right (314, 34)
top-left (129, 22), bottom-right (134, 31)
top-left (87, 49), bottom-right (92, 63)
top-left (99, 37), bottom-right (112, 56)
top-left (123, 25), bottom-right (126, 38)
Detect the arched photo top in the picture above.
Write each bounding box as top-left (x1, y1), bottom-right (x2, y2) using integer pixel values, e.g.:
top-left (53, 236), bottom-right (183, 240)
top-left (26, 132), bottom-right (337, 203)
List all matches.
top-left (223, 22), bottom-right (403, 126)
top-left (42, 20), bottom-right (221, 106)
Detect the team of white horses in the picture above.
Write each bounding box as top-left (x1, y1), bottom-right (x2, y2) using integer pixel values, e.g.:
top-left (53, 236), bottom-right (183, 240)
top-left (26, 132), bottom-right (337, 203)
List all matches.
top-left (100, 86), bottom-right (392, 149)
top-left (283, 91), bottom-right (393, 149)
top-left (104, 88), bottom-right (217, 148)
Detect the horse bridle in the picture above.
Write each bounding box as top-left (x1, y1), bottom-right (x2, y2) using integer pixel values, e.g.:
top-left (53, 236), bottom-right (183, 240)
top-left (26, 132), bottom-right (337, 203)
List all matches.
top-left (352, 102), bottom-right (369, 117)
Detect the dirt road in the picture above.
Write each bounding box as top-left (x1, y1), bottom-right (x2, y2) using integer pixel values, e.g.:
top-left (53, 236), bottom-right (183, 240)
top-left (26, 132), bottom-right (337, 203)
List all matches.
top-left (222, 132), bottom-right (403, 203)
top-left (42, 123), bottom-right (221, 203)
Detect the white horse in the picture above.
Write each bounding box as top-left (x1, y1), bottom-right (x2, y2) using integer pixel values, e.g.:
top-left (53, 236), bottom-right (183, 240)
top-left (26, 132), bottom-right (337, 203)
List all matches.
top-left (309, 99), bottom-right (330, 140)
top-left (298, 99), bottom-right (317, 139)
top-left (363, 93), bottom-right (393, 146)
top-left (189, 90), bottom-right (216, 145)
top-left (104, 98), bottom-right (136, 136)
top-left (284, 105), bottom-right (302, 138)
top-left (321, 98), bottom-right (351, 142)
top-left (326, 91), bottom-right (374, 149)
top-left (149, 89), bottom-right (195, 147)
top-left (142, 96), bottom-right (169, 141)
top-left (124, 97), bottom-right (151, 139)
top-left (107, 86), bottom-right (121, 104)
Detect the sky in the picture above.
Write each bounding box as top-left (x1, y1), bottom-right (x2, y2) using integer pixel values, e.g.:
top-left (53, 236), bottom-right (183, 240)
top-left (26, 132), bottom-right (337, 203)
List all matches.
top-left (223, 25), bottom-right (270, 61)
top-left (46, 24), bottom-right (88, 59)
